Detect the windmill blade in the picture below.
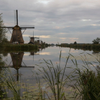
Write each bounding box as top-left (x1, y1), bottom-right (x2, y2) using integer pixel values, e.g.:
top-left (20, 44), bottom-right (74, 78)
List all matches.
top-left (34, 37), bottom-right (39, 39)
top-left (1, 26), bottom-right (35, 29)
top-left (1, 26), bottom-right (14, 28)
top-left (21, 27), bottom-right (35, 29)
top-left (16, 10), bottom-right (18, 25)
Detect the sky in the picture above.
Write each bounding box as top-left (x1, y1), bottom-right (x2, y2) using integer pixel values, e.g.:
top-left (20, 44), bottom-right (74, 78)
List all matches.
top-left (0, 0), bottom-right (100, 44)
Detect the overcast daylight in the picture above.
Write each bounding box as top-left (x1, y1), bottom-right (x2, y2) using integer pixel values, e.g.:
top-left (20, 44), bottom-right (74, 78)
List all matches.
top-left (0, 0), bottom-right (100, 44)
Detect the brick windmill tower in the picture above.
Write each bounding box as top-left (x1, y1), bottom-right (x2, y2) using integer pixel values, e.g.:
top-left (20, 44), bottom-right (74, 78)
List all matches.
top-left (2, 10), bottom-right (35, 44)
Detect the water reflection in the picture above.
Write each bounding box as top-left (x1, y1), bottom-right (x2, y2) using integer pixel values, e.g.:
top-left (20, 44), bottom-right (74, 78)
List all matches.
top-left (11, 52), bottom-right (25, 81)
top-left (92, 50), bottom-right (100, 54)
top-left (72, 48), bottom-right (100, 54)
top-left (1, 47), bottom-right (100, 75)
top-left (0, 51), bottom-right (40, 82)
top-left (10, 52), bottom-right (24, 69)
top-left (1, 46), bottom-right (100, 98)
top-left (0, 47), bottom-right (48, 98)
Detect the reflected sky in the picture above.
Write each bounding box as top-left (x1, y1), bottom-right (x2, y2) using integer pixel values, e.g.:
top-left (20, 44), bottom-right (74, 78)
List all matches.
top-left (1, 46), bottom-right (100, 85)
top-left (1, 46), bottom-right (100, 98)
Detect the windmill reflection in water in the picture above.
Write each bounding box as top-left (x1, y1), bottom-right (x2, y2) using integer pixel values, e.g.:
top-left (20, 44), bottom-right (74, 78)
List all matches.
top-left (1, 52), bottom-right (35, 81)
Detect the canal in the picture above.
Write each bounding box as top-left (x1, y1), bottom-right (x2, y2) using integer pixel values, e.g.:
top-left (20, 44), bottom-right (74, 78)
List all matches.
top-left (1, 46), bottom-right (100, 98)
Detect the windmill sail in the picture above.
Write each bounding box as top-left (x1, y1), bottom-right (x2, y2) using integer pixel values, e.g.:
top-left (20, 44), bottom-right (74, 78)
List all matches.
top-left (16, 10), bottom-right (18, 26)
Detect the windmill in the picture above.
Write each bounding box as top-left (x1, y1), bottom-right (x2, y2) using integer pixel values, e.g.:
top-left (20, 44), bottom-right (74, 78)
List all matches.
top-left (29, 30), bottom-right (39, 44)
top-left (2, 10), bottom-right (35, 44)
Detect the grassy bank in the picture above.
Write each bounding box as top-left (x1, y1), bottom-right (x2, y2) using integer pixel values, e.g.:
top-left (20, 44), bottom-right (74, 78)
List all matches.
top-left (0, 43), bottom-right (49, 53)
top-left (59, 44), bottom-right (100, 51)
top-left (0, 44), bottom-right (48, 52)
top-left (0, 44), bottom-right (38, 52)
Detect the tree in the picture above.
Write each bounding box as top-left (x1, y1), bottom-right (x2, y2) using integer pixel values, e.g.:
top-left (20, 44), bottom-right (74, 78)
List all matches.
top-left (92, 37), bottom-right (100, 44)
top-left (2, 37), bottom-right (9, 44)
top-left (74, 41), bottom-right (77, 44)
top-left (0, 13), bottom-right (7, 43)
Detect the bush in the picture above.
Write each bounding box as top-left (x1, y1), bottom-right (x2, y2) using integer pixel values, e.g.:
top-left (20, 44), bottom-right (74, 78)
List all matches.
top-left (70, 54), bottom-right (100, 100)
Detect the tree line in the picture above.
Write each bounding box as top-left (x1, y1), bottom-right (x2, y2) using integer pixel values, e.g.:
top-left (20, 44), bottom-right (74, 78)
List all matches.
top-left (0, 13), bottom-right (8, 44)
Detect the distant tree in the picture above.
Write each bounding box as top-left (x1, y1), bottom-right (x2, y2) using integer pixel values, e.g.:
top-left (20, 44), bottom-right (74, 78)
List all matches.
top-left (0, 13), bottom-right (7, 43)
top-left (2, 37), bottom-right (9, 44)
top-left (74, 41), bottom-right (77, 44)
top-left (92, 37), bottom-right (100, 44)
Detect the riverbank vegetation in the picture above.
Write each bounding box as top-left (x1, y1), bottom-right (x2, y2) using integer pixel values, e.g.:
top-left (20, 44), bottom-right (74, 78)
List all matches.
top-left (0, 43), bottom-right (49, 53)
top-left (0, 53), bottom-right (100, 100)
top-left (0, 44), bottom-right (38, 52)
top-left (59, 43), bottom-right (100, 51)
top-left (59, 37), bottom-right (100, 51)
top-left (0, 13), bottom-right (8, 44)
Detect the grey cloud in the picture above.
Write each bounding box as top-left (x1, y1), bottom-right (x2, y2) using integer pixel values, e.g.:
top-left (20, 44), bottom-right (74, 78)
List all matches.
top-left (1, 0), bottom-right (100, 43)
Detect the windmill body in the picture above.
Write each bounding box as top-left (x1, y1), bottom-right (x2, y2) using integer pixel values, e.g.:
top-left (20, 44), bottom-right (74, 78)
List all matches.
top-left (29, 36), bottom-right (39, 44)
top-left (10, 25), bottom-right (24, 43)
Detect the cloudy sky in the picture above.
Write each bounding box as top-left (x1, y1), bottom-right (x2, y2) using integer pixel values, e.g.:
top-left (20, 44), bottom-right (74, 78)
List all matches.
top-left (0, 0), bottom-right (100, 44)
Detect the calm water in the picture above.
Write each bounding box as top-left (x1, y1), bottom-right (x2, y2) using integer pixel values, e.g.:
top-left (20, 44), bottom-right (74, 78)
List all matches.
top-left (2, 46), bottom-right (99, 82)
top-left (1, 46), bottom-right (100, 97)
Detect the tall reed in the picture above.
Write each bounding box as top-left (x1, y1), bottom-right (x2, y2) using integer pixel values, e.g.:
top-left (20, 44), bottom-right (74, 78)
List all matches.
top-left (0, 69), bottom-right (21, 100)
top-left (36, 51), bottom-right (71, 100)
top-left (70, 53), bottom-right (100, 100)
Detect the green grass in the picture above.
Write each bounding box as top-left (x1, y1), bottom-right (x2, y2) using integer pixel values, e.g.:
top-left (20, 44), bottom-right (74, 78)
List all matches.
top-left (3, 44), bottom-right (38, 51)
